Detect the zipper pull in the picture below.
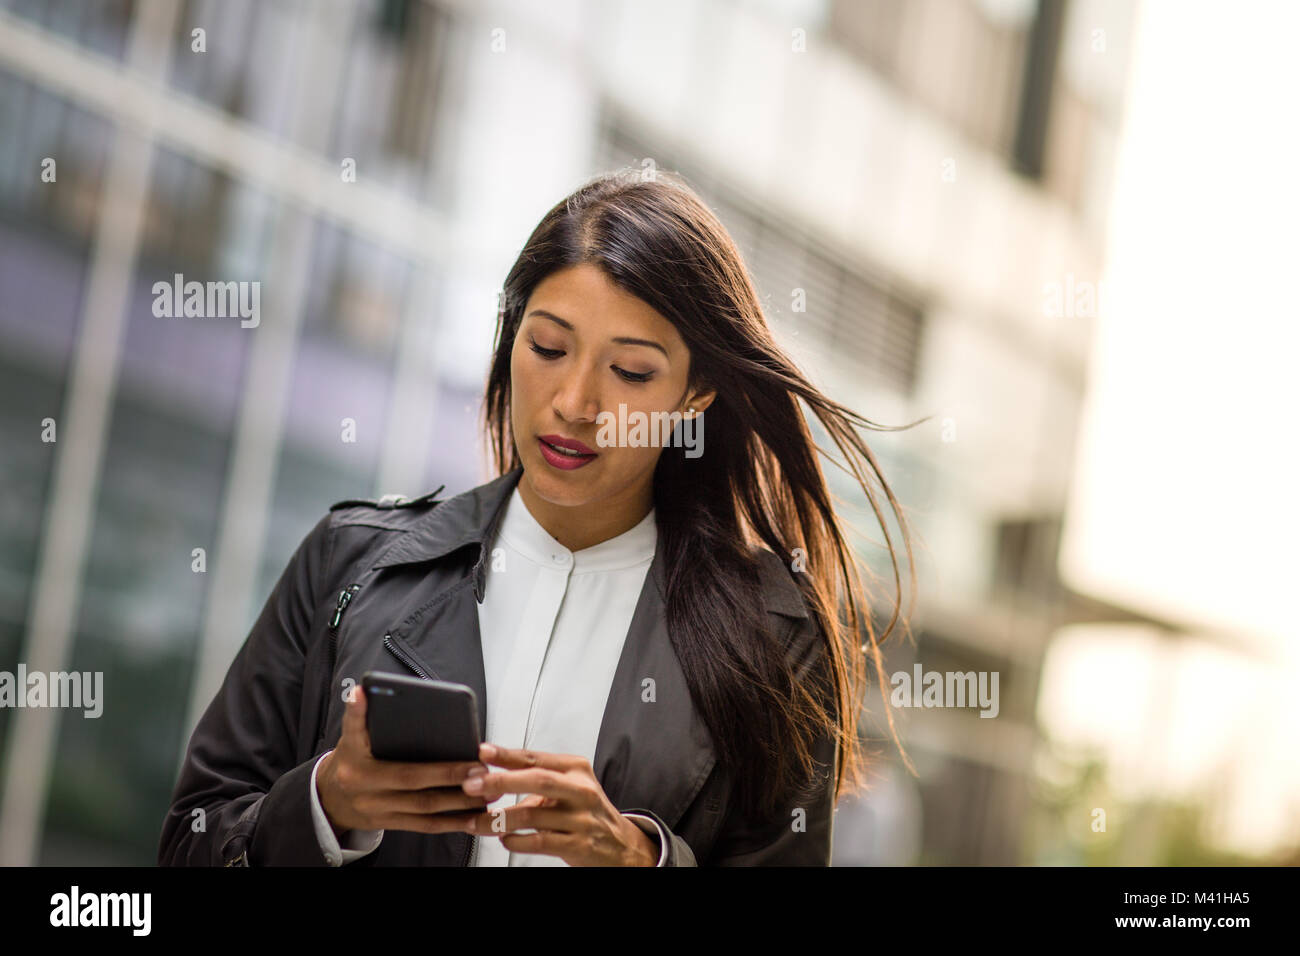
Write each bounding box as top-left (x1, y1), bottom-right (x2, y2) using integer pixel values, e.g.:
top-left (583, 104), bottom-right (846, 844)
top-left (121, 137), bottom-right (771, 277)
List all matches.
top-left (330, 584), bottom-right (361, 630)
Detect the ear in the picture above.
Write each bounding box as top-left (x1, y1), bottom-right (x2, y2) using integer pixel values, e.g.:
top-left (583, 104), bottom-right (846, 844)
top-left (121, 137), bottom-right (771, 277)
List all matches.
top-left (680, 385), bottom-right (716, 418)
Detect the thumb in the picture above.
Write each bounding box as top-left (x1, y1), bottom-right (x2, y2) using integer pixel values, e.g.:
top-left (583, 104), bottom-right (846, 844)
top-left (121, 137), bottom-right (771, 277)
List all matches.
top-left (342, 681), bottom-right (370, 754)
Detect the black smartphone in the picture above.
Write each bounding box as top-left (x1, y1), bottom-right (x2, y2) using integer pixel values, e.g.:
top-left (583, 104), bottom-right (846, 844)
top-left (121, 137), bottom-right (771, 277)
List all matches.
top-left (361, 670), bottom-right (481, 763)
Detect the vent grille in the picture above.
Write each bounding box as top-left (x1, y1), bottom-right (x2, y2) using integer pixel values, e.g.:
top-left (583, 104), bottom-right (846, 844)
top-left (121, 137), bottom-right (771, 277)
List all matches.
top-left (594, 115), bottom-right (924, 396)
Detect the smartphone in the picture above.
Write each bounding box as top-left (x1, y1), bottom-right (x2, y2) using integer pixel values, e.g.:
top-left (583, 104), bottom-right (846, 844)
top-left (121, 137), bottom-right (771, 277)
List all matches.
top-left (361, 670), bottom-right (481, 763)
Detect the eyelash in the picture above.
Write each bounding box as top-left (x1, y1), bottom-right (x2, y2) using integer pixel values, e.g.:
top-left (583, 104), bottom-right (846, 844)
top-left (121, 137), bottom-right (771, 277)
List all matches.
top-left (528, 339), bottom-right (654, 384)
top-left (529, 340), bottom-right (563, 360)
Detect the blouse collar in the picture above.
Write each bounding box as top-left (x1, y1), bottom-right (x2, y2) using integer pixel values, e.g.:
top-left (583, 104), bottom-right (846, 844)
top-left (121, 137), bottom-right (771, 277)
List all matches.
top-left (496, 486), bottom-right (656, 573)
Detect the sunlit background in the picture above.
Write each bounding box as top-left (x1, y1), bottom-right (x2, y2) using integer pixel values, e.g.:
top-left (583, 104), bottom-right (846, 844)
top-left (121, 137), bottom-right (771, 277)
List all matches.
top-left (0, 0), bottom-right (1294, 866)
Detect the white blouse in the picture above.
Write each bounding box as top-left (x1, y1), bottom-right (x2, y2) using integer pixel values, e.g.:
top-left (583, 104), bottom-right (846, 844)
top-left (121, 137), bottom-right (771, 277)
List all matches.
top-left (310, 486), bottom-right (669, 866)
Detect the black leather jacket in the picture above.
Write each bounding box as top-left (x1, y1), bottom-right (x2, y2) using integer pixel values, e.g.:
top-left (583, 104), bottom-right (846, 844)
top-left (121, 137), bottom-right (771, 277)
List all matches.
top-left (157, 468), bottom-right (837, 866)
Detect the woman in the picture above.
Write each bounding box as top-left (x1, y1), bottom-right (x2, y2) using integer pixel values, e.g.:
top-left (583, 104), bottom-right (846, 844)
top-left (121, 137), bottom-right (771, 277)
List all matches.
top-left (158, 169), bottom-right (918, 867)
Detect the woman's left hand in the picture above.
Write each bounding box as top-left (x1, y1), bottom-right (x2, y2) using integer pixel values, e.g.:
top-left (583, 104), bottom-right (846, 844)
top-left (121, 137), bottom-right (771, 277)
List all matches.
top-left (459, 743), bottom-right (659, 866)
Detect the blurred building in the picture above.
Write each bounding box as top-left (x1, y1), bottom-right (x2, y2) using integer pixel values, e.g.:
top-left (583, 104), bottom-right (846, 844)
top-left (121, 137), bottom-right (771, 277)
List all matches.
top-left (0, 0), bottom-right (1137, 864)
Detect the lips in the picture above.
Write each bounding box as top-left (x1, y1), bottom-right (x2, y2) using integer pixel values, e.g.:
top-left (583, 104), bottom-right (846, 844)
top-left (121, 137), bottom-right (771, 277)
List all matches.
top-left (540, 434), bottom-right (596, 455)
top-left (537, 434), bottom-right (597, 470)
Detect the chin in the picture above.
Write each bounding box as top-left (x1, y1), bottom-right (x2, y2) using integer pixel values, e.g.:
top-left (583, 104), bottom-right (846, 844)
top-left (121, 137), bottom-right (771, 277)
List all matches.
top-left (521, 458), bottom-right (601, 508)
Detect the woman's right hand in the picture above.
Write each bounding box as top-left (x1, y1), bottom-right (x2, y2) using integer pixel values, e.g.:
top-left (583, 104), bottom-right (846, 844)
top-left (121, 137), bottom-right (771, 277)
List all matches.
top-left (316, 684), bottom-right (490, 836)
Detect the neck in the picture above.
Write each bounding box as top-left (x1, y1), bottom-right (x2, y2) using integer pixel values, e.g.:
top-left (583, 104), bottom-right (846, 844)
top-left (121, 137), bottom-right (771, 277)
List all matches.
top-left (515, 474), bottom-right (653, 552)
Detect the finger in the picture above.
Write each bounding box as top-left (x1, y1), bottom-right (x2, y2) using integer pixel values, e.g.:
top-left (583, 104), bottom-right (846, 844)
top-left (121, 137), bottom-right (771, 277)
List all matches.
top-left (342, 682), bottom-right (369, 754)
top-left (462, 767), bottom-right (581, 803)
top-left (462, 793), bottom-right (547, 827)
top-left (362, 786), bottom-right (491, 817)
top-left (374, 759), bottom-right (489, 792)
top-left (458, 796), bottom-right (537, 836)
top-left (466, 803), bottom-right (577, 836)
top-left (375, 809), bottom-right (486, 837)
top-left (498, 831), bottom-right (582, 860)
top-left (479, 744), bottom-right (586, 773)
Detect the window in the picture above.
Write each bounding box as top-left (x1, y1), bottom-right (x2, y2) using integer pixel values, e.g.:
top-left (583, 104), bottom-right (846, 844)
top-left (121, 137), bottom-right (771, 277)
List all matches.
top-left (594, 112), bottom-right (926, 397)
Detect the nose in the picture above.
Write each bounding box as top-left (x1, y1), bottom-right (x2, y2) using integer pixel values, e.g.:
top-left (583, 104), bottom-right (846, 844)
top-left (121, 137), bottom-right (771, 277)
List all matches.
top-left (552, 361), bottom-right (601, 425)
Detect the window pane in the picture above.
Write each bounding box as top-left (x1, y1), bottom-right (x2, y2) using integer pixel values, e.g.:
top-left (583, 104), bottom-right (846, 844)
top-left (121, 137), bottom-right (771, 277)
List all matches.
top-left (36, 151), bottom-right (273, 865)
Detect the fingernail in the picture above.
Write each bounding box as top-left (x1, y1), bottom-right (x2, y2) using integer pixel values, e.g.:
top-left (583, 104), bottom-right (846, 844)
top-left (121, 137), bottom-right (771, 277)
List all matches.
top-left (467, 765), bottom-right (487, 777)
top-left (463, 775), bottom-right (484, 793)
top-left (480, 743), bottom-right (496, 760)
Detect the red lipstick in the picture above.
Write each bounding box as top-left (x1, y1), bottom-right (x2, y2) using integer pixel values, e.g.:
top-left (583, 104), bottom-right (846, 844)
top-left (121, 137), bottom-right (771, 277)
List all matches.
top-left (538, 434), bottom-right (597, 470)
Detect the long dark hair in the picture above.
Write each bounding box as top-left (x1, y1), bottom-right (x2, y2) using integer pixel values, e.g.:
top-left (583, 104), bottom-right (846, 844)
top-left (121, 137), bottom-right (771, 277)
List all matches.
top-left (484, 169), bottom-right (921, 821)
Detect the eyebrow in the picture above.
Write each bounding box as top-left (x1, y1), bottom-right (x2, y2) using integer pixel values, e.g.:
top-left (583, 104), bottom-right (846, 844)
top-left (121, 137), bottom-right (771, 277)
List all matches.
top-left (527, 309), bottom-right (669, 359)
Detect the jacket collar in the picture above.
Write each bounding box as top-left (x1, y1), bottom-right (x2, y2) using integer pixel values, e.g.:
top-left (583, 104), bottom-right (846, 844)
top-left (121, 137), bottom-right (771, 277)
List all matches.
top-left (370, 466), bottom-right (808, 620)
top-left (370, 469), bottom-right (519, 602)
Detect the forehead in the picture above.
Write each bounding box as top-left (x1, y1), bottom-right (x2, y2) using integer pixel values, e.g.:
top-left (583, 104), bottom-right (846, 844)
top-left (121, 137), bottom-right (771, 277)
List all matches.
top-left (524, 263), bottom-right (686, 350)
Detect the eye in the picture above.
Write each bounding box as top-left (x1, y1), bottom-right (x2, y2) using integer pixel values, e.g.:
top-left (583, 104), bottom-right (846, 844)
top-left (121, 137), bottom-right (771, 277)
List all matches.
top-left (529, 337), bottom-right (564, 359)
top-left (612, 365), bottom-right (653, 384)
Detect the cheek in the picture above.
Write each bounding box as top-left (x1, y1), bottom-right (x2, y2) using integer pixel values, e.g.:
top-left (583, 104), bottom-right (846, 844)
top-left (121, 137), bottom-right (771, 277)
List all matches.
top-left (509, 347), bottom-right (538, 415)
top-left (632, 384), bottom-right (689, 421)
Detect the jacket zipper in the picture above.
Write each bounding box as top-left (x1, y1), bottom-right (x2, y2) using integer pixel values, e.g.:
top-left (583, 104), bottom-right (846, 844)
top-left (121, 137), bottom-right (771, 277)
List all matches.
top-left (381, 634), bottom-right (476, 868)
top-left (381, 633), bottom-right (434, 680)
top-left (330, 584), bottom-right (362, 630)
top-left (326, 584), bottom-right (362, 682)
